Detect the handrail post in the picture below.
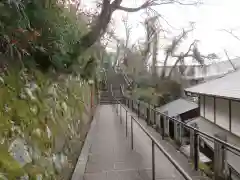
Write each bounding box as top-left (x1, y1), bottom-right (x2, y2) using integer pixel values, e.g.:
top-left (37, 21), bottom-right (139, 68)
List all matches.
top-left (131, 116), bottom-right (134, 150)
top-left (147, 103), bottom-right (150, 125)
top-left (229, 167), bottom-right (232, 180)
top-left (190, 129), bottom-right (199, 171)
top-left (125, 109), bottom-right (128, 137)
top-left (132, 99), bottom-right (134, 111)
top-left (152, 140), bottom-right (155, 180)
top-left (162, 115), bottom-right (165, 139)
top-left (214, 134), bottom-right (228, 180)
top-left (116, 103), bottom-right (118, 115)
top-left (138, 101), bottom-right (140, 119)
top-left (150, 104), bottom-right (153, 125)
top-left (120, 103), bottom-right (122, 124)
top-left (193, 131), bottom-right (199, 171)
top-left (154, 105), bottom-right (156, 125)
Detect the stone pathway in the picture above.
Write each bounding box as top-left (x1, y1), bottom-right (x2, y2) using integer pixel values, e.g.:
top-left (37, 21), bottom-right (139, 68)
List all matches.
top-left (83, 105), bottom-right (186, 180)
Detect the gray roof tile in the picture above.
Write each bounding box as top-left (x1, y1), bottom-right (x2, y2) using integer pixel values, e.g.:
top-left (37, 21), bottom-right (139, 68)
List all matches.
top-left (156, 98), bottom-right (198, 117)
top-left (185, 69), bottom-right (240, 100)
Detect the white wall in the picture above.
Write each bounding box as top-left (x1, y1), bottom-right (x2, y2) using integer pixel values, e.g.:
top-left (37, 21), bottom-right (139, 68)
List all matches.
top-left (200, 95), bottom-right (204, 116)
top-left (199, 95), bottom-right (240, 137)
top-left (215, 98), bottom-right (229, 130)
top-left (231, 101), bottom-right (240, 137)
top-left (205, 96), bottom-right (214, 122)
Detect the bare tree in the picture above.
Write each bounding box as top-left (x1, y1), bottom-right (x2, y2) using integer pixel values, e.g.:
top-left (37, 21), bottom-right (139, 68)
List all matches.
top-left (152, 32), bottom-right (158, 78)
top-left (220, 28), bottom-right (240, 70)
top-left (113, 38), bottom-right (123, 67)
top-left (160, 27), bottom-right (193, 78)
top-left (167, 37), bottom-right (218, 78)
top-left (122, 14), bottom-right (132, 52)
top-left (118, 14), bottom-right (132, 67)
top-left (221, 29), bottom-right (240, 41)
top-left (144, 16), bottom-right (159, 79)
top-left (71, 0), bottom-right (202, 60)
top-left (142, 16), bottom-right (157, 65)
top-left (141, 9), bottom-right (173, 78)
top-left (120, 13), bottom-right (164, 77)
top-left (135, 15), bottom-right (161, 74)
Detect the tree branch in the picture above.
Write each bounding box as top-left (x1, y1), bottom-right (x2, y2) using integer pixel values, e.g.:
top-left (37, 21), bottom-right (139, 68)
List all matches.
top-left (116, 4), bottom-right (152, 12)
top-left (224, 49), bottom-right (237, 70)
top-left (71, 0), bottom-right (201, 62)
top-left (221, 29), bottom-right (240, 41)
top-left (168, 41), bottom-right (196, 78)
top-left (156, 0), bottom-right (201, 6)
top-left (115, 0), bottom-right (201, 12)
top-left (148, 7), bottom-right (181, 30)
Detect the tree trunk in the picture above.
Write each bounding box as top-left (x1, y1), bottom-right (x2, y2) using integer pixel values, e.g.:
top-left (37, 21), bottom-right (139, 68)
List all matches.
top-left (168, 57), bottom-right (182, 79)
top-left (113, 43), bottom-right (121, 67)
top-left (152, 33), bottom-right (158, 82)
top-left (71, 1), bottom-right (114, 60)
top-left (160, 53), bottom-right (169, 79)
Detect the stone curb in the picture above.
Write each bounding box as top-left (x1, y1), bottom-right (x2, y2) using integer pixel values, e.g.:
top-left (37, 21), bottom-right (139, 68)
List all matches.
top-left (71, 111), bottom-right (97, 180)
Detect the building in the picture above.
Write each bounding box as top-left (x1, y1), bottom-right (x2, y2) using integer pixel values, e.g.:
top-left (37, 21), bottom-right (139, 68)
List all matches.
top-left (155, 98), bottom-right (199, 141)
top-left (156, 57), bottom-right (240, 88)
top-left (185, 69), bottom-right (240, 177)
top-left (153, 98), bottom-right (213, 167)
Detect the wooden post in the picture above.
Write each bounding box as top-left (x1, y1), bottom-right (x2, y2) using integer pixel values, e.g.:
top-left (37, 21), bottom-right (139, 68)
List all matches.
top-left (189, 127), bottom-right (199, 171)
top-left (174, 116), bottom-right (182, 145)
top-left (147, 104), bottom-right (150, 125)
top-left (161, 115), bottom-right (165, 139)
top-left (88, 80), bottom-right (94, 109)
top-left (163, 112), bottom-right (169, 137)
top-left (214, 133), bottom-right (229, 180)
top-left (193, 132), bottom-right (199, 171)
top-left (190, 129), bottom-right (194, 161)
top-left (91, 85), bottom-right (93, 109)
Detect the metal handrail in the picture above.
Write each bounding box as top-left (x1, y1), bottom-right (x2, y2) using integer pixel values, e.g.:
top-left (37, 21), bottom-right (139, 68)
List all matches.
top-left (110, 84), bottom-right (192, 180)
top-left (114, 68), bottom-right (240, 153)
top-left (109, 67), bottom-right (240, 178)
top-left (103, 69), bottom-right (107, 87)
top-left (117, 66), bottom-right (132, 86)
top-left (120, 84), bottom-right (124, 96)
top-left (124, 95), bottom-right (240, 154)
top-left (123, 95), bottom-right (240, 180)
top-left (110, 84), bottom-right (113, 97)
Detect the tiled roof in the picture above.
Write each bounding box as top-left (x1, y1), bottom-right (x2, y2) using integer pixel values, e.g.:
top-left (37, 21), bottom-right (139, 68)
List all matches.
top-left (156, 98), bottom-right (198, 117)
top-left (185, 69), bottom-right (240, 100)
top-left (157, 58), bottom-right (240, 80)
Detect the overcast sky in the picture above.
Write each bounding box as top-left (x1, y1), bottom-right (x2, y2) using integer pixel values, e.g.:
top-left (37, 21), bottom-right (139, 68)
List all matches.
top-left (82, 0), bottom-right (240, 65)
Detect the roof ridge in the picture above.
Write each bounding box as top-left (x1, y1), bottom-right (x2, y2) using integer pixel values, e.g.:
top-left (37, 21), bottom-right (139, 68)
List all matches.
top-left (182, 98), bottom-right (198, 105)
top-left (185, 69), bottom-right (237, 90)
top-left (185, 68), bottom-right (240, 99)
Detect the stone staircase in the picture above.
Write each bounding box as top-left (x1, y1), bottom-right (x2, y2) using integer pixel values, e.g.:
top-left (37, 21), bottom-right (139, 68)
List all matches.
top-left (99, 68), bottom-right (127, 104)
top-left (99, 90), bottom-right (115, 104)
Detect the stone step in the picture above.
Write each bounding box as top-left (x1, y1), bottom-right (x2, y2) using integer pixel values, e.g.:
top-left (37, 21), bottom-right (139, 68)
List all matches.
top-left (100, 96), bottom-right (122, 100)
top-left (100, 94), bottom-right (113, 97)
top-left (99, 100), bottom-right (119, 104)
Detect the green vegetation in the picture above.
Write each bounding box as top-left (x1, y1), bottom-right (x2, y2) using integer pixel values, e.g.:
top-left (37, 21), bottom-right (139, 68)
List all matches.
top-left (0, 67), bottom-right (96, 179)
top-left (127, 75), bottom-right (182, 106)
top-left (0, 0), bottom-right (96, 72)
top-left (199, 162), bottom-right (214, 178)
top-left (0, 0), bottom-right (100, 179)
